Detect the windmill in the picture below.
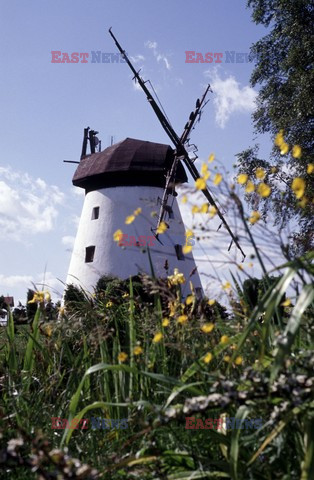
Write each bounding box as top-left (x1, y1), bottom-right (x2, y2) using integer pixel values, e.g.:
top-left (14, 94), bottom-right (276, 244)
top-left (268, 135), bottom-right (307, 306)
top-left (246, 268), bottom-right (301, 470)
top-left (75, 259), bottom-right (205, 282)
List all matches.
top-left (109, 28), bottom-right (245, 259)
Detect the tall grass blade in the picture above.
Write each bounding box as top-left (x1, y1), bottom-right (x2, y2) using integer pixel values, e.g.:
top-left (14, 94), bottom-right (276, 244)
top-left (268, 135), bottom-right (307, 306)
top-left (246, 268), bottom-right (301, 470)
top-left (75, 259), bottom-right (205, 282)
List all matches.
top-left (23, 307), bottom-right (41, 372)
top-left (229, 405), bottom-right (249, 480)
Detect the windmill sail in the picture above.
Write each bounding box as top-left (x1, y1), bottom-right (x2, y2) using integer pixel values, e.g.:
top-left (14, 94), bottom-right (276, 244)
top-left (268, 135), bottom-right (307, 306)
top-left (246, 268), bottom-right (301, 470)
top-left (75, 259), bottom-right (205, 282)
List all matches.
top-left (109, 28), bottom-right (245, 260)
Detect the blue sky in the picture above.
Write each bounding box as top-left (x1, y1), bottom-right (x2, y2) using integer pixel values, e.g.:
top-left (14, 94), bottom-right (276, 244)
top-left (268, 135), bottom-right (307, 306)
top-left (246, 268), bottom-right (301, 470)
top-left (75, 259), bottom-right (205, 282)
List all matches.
top-left (0, 0), bottom-right (275, 305)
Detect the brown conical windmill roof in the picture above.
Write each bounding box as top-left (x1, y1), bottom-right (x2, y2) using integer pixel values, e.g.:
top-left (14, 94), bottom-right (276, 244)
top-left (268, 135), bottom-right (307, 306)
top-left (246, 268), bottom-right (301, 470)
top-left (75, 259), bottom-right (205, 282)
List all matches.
top-left (72, 138), bottom-right (187, 191)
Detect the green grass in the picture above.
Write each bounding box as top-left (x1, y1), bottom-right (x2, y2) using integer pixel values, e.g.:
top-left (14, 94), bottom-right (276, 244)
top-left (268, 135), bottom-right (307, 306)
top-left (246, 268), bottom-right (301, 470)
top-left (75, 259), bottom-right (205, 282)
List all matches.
top-left (0, 247), bottom-right (313, 480)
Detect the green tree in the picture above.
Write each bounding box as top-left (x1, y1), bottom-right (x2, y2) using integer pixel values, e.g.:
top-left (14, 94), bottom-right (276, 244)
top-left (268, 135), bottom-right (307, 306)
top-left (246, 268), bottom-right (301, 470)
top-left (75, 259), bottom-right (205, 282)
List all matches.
top-left (237, 0), bottom-right (313, 255)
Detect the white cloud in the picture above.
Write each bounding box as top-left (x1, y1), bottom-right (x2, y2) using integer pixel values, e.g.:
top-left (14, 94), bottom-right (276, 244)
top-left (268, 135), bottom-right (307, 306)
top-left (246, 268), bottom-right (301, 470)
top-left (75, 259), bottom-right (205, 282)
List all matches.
top-left (72, 186), bottom-right (85, 196)
top-left (145, 41), bottom-right (157, 50)
top-left (62, 235), bottom-right (75, 249)
top-left (204, 70), bottom-right (257, 128)
top-left (0, 166), bottom-right (65, 241)
top-left (130, 54), bottom-right (145, 64)
top-left (0, 274), bottom-right (33, 289)
top-left (145, 40), bottom-right (171, 70)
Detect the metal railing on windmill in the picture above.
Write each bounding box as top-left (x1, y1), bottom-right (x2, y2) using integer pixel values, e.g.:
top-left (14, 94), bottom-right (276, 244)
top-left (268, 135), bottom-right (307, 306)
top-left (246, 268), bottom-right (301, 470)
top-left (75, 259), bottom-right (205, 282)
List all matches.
top-left (109, 28), bottom-right (245, 261)
top-left (63, 127), bottom-right (102, 164)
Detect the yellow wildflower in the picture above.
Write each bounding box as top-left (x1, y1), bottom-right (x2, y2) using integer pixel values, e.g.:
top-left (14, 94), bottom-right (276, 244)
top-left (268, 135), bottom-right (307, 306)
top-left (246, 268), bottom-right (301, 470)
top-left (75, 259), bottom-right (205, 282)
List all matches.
top-left (201, 323), bottom-right (215, 333)
top-left (44, 325), bottom-right (53, 337)
top-left (195, 177), bottom-right (207, 190)
top-left (281, 298), bottom-right (291, 307)
top-left (183, 245), bottom-right (192, 254)
top-left (249, 211), bottom-right (261, 224)
top-left (200, 203), bottom-right (209, 213)
top-left (201, 163), bottom-right (208, 176)
top-left (125, 215), bottom-right (135, 224)
top-left (238, 264), bottom-right (244, 271)
top-left (237, 173), bottom-right (248, 184)
top-left (280, 142), bottom-right (289, 155)
top-left (257, 183), bottom-right (271, 197)
top-left (156, 221), bottom-right (168, 234)
top-left (223, 355), bottom-right (231, 363)
top-left (118, 352), bottom-right (128, 363)
top-left (168, 301), bottom-right (177, 317)
top-left (222, 282), bottom-right (231, 290)
top-left (292, 177), bottom-right (305, 199)
top-left (208, 153), bottom-right (215, 163)
top-left (177, 315), bottom-right (188, 324)
top-left (133, 207), bottom-right (142, 216)
top-left (203, 352), bottom-right (213, 364)
top-left (28, 291), bottom-right (51, 304)
top-left (208, 299), bottom-right (216, 306)
top-left (113, 229), bottom-right (123, 242)
top-left (168, 268), bottom-right (186, 286)
top-left (133, 346), bottom-right (143, 355)
top-left (203, 171), bottom-right (210, 181)
top-left (245, 180), bottom-right (255, 193)
top-left (274, 130), bottom-right (284, 147)
top-left (220, 335), bottom-right (229, 344)
top-left (235, 356), bottom-right (243, 365)
top-left (106, 301), bottom-right (113, 308)
top-left (152, 332), bottom-right (163, 343)
top-left (208, 206), bottom-right (217, 218)
top-left (213, 173), bottom-right (222, 186)
top-left (185, 295), bottom-right (194, 306)
top-left (181, 195), bottom-right (188, 204)
top-left (307, 164), bottom-right (314, 174)
top-left (122, 292), bottom-right (129, 298)
top-left (271, 166), bottom-right (278, 174)
top-left (162, 318), bottom-right (170, 327)
top-left (191, 205), bottom-right (200, 214)
top-left (255, 168), bottom-right (265, 180)
top-left (28, 292), bottom-right (43, 304)
top-left (45, 291), bottom-right (51, 302)
top-left (292, 145), bottom-right (302, 159)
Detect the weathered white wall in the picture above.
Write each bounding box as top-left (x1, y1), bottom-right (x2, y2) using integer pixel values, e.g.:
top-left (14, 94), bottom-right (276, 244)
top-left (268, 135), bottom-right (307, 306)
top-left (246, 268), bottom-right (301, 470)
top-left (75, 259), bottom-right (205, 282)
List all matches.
top-left (66, 186), bottom-right (202, 296)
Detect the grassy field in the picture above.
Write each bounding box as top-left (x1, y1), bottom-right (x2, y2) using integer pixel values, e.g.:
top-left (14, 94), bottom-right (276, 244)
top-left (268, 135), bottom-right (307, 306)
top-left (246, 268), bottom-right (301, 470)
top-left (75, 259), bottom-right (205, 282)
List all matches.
top-left (0, 241), bottom-right (313, 479)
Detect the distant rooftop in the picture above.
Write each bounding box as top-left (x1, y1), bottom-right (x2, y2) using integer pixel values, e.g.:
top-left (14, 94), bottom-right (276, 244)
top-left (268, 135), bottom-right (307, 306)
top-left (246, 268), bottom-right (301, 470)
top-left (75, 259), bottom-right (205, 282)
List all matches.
top-left (72, 138), bottom-right (187, 191)
top-left (3, 296), bottom-right (14, 307)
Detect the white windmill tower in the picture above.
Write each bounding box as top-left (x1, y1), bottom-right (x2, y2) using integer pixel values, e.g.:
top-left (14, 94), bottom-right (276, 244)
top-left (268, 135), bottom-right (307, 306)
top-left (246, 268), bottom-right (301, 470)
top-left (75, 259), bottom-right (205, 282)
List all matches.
top-left (65, 30), bottom-right (245, 296)
top-left (65, 130), bottom-right (203, 296)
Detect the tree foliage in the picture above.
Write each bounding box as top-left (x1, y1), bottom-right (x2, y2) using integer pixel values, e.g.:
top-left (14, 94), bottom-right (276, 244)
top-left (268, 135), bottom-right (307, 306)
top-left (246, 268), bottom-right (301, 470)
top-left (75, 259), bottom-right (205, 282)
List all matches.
top-left (237, 0), bottom-right (314, 254)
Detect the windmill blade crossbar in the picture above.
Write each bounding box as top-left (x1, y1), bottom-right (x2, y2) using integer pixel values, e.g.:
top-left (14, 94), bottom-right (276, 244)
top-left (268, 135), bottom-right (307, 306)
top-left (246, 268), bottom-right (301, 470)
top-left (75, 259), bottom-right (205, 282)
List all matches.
top-left (109, 28), bottom-right (245, 260)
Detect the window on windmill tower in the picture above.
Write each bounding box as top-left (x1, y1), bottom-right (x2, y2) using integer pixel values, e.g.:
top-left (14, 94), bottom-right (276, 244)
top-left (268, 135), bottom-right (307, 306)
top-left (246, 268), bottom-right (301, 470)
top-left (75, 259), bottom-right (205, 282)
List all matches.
top-left (85, 246), bottom-right (95, 263)
top-left (91, 207), bottom-right (100, 220)
top-left (174, 244), bottom-right (185, 261)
